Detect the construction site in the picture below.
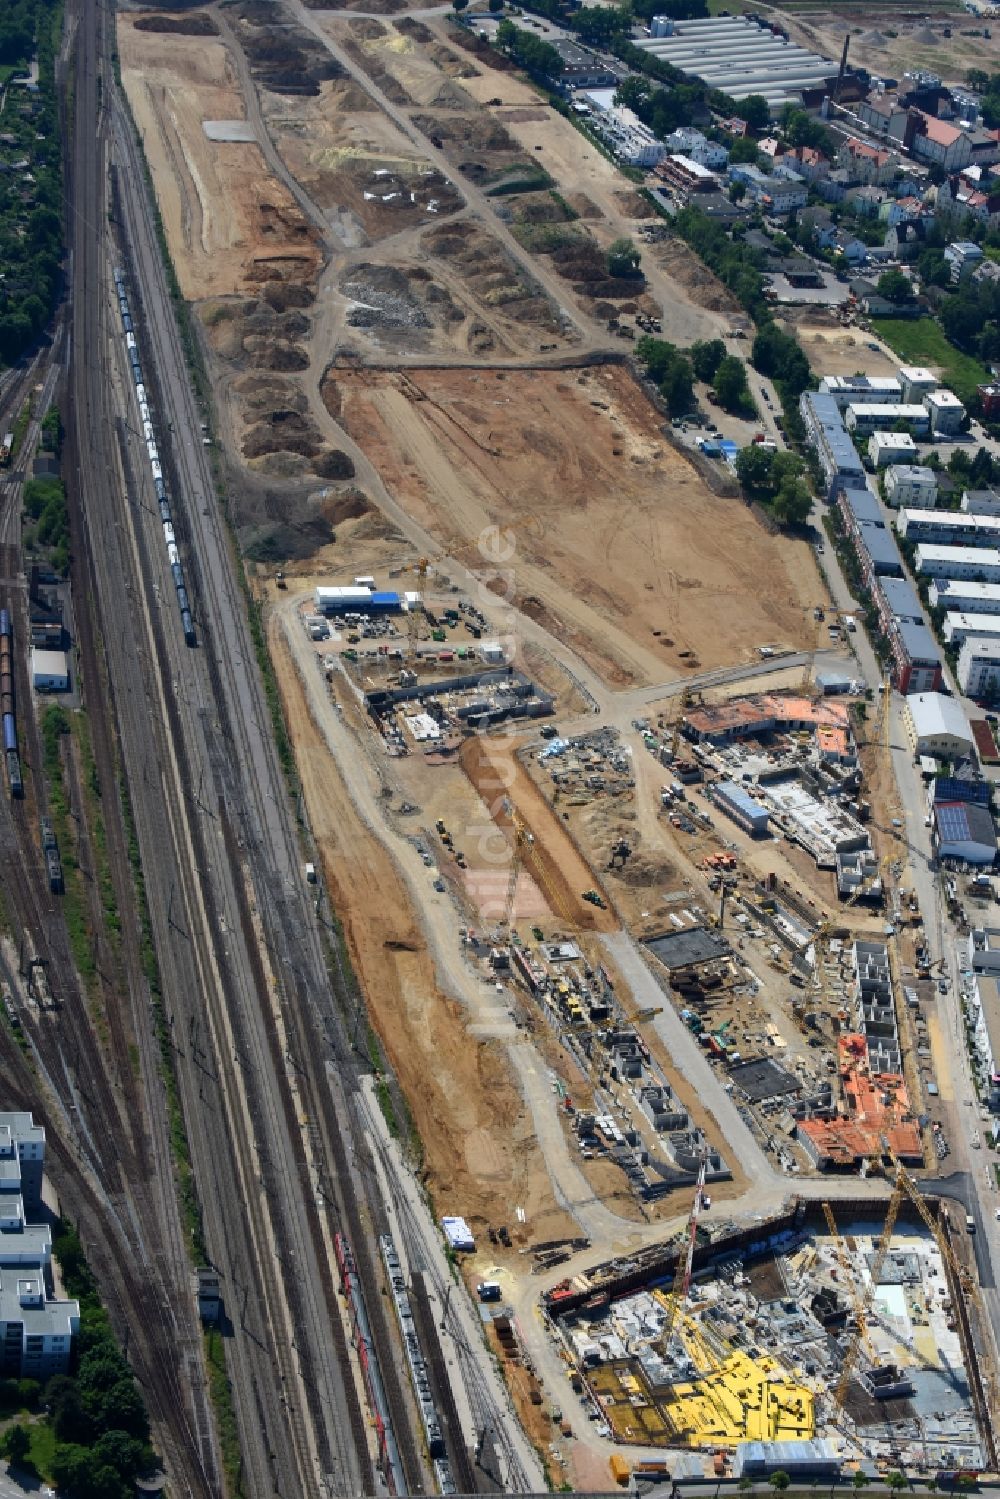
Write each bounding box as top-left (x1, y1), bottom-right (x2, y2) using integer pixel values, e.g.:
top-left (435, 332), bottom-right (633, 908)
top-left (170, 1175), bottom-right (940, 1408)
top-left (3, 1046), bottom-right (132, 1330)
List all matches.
top-left (543, 1184), bottom-right (995, 1482)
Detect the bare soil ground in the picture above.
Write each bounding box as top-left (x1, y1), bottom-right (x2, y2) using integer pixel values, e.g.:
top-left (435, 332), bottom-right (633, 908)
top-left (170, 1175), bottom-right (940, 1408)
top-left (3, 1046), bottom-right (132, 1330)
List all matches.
top-left (119, 15), bottom-right (322, 299)
top-left (776, 3), bottom-right (1000, 88)
top-left (783, 309), bottom-right (901, 379)
top-left (324, 364), bottom-right (820, 687)
top-left (269, 623), bottom-right (577, 1242)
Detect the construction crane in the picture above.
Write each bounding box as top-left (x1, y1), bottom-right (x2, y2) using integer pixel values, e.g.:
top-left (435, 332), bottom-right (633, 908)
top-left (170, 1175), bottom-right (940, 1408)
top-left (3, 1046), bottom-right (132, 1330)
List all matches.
top-left (660, 1156), bottom-right (710, 1356)
top-left (822, 1201), bottom-right (879, 1368)
top-left (498, 797), bottom-right (576, 934)
top-left (831, 1147), bottom-right (981, 1415)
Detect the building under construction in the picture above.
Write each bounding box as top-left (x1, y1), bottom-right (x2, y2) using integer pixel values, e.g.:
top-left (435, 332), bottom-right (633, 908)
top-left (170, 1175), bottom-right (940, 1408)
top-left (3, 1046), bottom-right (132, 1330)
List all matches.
top-left (544, 1194), bottom-right (994, 1473)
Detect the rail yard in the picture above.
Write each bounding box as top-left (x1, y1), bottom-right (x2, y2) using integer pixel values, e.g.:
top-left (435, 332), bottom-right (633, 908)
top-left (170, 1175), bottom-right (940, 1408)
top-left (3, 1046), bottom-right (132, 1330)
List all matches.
top-left (0, 0), bottom-right (989, 1490)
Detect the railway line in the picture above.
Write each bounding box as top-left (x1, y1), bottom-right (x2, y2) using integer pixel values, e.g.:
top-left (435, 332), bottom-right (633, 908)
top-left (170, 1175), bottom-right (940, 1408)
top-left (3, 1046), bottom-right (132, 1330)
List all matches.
top-left (52, 0), bottom-right (438, 1492)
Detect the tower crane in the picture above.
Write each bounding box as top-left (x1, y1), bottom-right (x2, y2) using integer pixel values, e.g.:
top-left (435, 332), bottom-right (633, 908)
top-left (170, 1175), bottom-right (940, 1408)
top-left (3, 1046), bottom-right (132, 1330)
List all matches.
top-left (659, 1155), bottom-right (710, 1357)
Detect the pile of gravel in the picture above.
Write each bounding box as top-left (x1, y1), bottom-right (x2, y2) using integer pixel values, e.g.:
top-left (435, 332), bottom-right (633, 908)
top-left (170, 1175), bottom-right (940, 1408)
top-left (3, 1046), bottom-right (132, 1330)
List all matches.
top-left (862, 29), bottom-right (888, 45)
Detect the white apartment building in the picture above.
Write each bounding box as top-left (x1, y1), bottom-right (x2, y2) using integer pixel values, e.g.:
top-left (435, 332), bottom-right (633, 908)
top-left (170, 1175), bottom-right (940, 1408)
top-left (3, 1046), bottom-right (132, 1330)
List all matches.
top-left (870, 432), bottom-right (919, 467)
top-left (913, 543), bottom-right (1000, 580)
top-left (924, 388), bottom-right (966, 434)
top-left (884, 464), bottom-right (937, 507)
top-left (962, 487), bottom-right (1000, 516)
top-left (846, 403), bottom-right (930, 436)
top-left (897, 365), bottom-right (938, 403)
top-left (943, 610), bottom-right (1000, 646)
top-left (818, 374), bottom-right (902, 411)
top-left (929, 578), bottom-right (1000, 614)
top-left (958, 634), bottom-right (1000, 694)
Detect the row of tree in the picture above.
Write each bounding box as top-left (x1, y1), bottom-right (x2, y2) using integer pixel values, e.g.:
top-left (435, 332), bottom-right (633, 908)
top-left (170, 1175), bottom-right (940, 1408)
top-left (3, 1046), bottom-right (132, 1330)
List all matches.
top-left (0, 0), bottom-right (63, 367)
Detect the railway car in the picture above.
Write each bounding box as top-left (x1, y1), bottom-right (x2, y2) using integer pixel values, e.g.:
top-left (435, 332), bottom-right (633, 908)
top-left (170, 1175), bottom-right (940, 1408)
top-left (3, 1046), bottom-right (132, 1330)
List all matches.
top-left (147, 439), bottom-right (158, 464)
top-left (154, 478), bottom-right (166, 502)
top-left (45, 847), bottom-right (63, 895)
top-left (163, 521), bottom-right (175, 546)
top-left (160, 502), bottom-right (173, 527)
top-left (3, 715), bottom-right (16, 754)
top-left (125, 332), bottom-right (136, 352)
top-left (379, 1236), bottom-right (446, 1460)
top-left (172, 564), bottom-right (186, 592)
top-left (143, 420), bottom-right (154, 444)
top-left (167, 542), bottom-right (180, 567)
top-left (40, 818), bottom-right (56, 852)
top-left (139, 401), bottom-right (150, 425)
top-left (181, 609), bottom-right (196, 648)
top-left (151, 461), bottom-right (162, 482)
top-left (7, 750), bottom-right (22, 799)
top-left (123, 314), bottom-right (133, 334)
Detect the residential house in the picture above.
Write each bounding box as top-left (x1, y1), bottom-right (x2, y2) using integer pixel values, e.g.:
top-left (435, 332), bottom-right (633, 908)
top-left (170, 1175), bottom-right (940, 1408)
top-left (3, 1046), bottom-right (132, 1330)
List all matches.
top-left (728, 163), bottom-right (807, 215)
top-left (663, 127), bottom-right (728, 169)
top-left (782, 145), bottom-right (829, 182)
top-left (944, 239), bottom-right (984, 282)
top-left (850, 185), bottom-right (889, 218)
top-left (816, 168), bottom-right (854, 203)
top-left (884, 220), bottom-right (929, 260)
top-left (800, 205), bottom-right (836, 248)
top-left (879, 194), bottom-right (923, 226)
top-left (848, 278), bottom-right (898, 316)
top-left (832, 230), bottom-right (868, 264)
top-left (758, 137), bottom-right (782, 159)
top-left (938, 173), bottom-right (1000, 228)
top-left (909, 111), bottom-right (973, 173)
top-left (837, 135), bottom-right (897, 184)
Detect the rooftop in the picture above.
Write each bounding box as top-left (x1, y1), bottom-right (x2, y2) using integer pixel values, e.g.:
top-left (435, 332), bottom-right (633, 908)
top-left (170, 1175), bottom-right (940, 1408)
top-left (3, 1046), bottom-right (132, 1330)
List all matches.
top-left (906, 691), bottom-right (973, 744)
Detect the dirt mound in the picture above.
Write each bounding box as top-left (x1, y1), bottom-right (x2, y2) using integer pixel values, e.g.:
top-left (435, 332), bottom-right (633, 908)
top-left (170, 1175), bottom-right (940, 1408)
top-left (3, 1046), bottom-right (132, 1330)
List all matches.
top-left (262, 280), bottom-right (316, 311)
top-left (314, 450), bottom-right (356, 480)
top-left (343, 265), bottom-right (431, 331)
top-left (862, 29), bottom-right (887, 44)
top-left (243, 408), bottom-right (323, 461)
top-left (133, 11), bottom-right (219, 33)
top-left (422, 220), bottom-right (569, 339)
top-left (243, 338), bottom-right (310, 372)
top-left (910, 24), bottom-right (937, 42)
top-left (232, 3), bottom-right (345, 94)
top-left (395, 16), bottom-right (433, 42)
top-left (233, 374), bottom-right (308, 417)
top-left (321, 488), bottom-right (371, 526)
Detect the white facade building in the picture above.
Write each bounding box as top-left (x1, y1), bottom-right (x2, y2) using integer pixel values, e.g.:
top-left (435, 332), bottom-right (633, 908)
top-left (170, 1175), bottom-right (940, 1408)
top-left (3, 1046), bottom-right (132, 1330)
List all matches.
top-left (904, 691), bottom-right (975, 757)
top-left (914, 543), bottom-right (1000, 580)
top-left (924, 388), bottom-right (966, 434)
top-left (884, 464), bottom-right (937, 506)
top-left (929, 578), bottom-right (1000, 614)
top-left (897, 365), bottom-right (938, 403)
top-left (958, 634), bottom-right (1000, 694)
top-left (818, 374), bottom-right (902, 411)
top-left (845, 403), bottom-right (930, 436)
top-left (961, 487), bottom-right (1000, 516)
top-left (944, 611), bottom-right (1000, 646)
top-left (869, 432), bottom-right (919, 467)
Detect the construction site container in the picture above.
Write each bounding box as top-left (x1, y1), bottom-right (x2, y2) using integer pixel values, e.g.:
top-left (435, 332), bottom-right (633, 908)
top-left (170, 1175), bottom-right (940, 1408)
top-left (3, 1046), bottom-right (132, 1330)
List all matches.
top-left (609, 1454), bottom-right (630, 1486)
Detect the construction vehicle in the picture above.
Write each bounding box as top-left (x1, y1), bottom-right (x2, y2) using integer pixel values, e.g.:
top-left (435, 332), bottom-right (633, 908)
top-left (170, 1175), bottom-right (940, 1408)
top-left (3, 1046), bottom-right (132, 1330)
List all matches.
top-left (275, 570), bottom-right (286, 589)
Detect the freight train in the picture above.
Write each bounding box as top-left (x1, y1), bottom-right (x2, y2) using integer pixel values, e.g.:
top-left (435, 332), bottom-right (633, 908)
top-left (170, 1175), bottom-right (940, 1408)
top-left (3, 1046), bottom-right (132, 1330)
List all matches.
top-left (0, 610), bottom-right (23, 799)
top-left (112, 269), bottom-right (196, 647)
top-left (379, 1234), bottom-right (455, 1495)
top-left (40, 817), bottom-right (63, 895)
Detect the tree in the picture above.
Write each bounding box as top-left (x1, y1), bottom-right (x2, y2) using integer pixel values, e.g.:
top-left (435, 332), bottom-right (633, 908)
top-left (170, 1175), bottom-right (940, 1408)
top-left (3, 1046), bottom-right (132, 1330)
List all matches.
top-left (0, 1424), bottom-right (30, 1467)
top-left (886, 1472), bottom-right (908, 1494)
top-left (452, 0), bottom-right (468, 12)
top-left (852, 1469), bottom-right (868, 1492)
top-left (607, 237), bottom-right (641, 279)
top-left (769, 1473), bottom-right (791, 1495)
top-left (488, 0), bottom-right (504, 12)
top-left (876, 269), bottom-right (914, 304)
top-left (740, 94), bottom-right (771, 130)
top-left (735, 443), bottom-right (774, 492)
top-left (729, 135), bottom-right (760, 164)
top-left (660, 356), bottom-right (694, 413)
top-left (713, 354), bottom-right (751, 413)
top-left (771, 475), bottom-right (812, 526)
top-left (690, 338), bottom-right (726, 383)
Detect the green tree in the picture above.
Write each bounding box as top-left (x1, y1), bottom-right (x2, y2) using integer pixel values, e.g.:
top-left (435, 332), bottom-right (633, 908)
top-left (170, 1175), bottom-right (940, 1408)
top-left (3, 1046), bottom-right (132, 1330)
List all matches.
top-left (713, 353), bottom-right (751, 413)
top-left (877, 269), bottom-right (914, 304)
top-left (770, 1472), bottom-right (791, 1495)
top-left (660, 356), bottom-right (694, 413)
top-left (852, 1468), bottom-right (868, 1492)
top-left (487, 0), bottom-right (504, 12)
top-left (607, 236), bottom-right (642, 279)
top-left (735, 443), bottom-right (773, 491)
top-left (886, 1472), bottom-right (908, 1494)
top-left (729, 135), bottom-right (760, 165)
top-left (0, 1423), bottom-right (31, 1467)
top-left (690, 337), bottom-right (726, 383)
top-left (771, 476), bottom-right (812, 526)
top-left (740, 94), bottom-right (771, 130)
top-left (452, 0), bottom-right (468, 12)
